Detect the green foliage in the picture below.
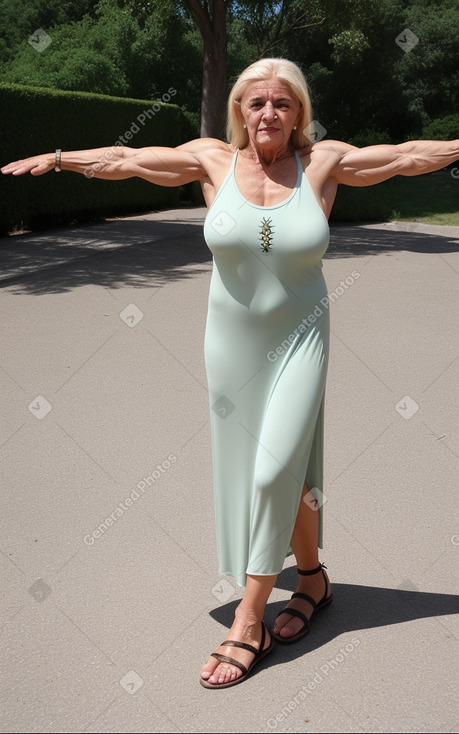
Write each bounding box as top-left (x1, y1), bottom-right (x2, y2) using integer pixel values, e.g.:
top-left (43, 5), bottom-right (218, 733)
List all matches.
top-left (328, 29), bottom-right (370, 65)
top-left (227, 0), bottom-right (458, 144)
top-left (347, 129), bottom-right (393, 148)
top-left (0, 83), bottom-right (181, 233)
top-left (0, 0), bottom-right (96, 62)
top-left (395, 1), bottom-right (459, 131)
top-left (331, 170), bottom-right (459, 225)
top-left (2, 0), bottom-right (457, 145)
top-left (0, 0), bottom-right (202, 112)
top-left (1, 0), bottom-right (458, 227)
top-left (422, 115), bottom-right (459, 141)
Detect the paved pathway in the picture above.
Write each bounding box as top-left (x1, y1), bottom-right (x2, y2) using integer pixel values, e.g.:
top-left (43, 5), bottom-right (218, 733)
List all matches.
top-left (1, 208), bottom-right (458, 733)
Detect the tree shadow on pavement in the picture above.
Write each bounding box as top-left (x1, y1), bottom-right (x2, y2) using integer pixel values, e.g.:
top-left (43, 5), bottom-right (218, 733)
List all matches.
top-left (0, 217), bottom-right (212, 295)
top-left (1, 216), bottom-right (458, 295)
top-left (326, 223), bottom-right (459, 258)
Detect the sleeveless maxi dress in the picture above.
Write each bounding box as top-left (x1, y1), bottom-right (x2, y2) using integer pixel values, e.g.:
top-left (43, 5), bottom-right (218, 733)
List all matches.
top-left (203, 150), bottom-right (330, 588)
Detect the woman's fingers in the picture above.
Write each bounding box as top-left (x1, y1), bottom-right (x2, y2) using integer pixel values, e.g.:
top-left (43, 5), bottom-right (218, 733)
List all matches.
top-left (1, 155), bottom-right (53, 176)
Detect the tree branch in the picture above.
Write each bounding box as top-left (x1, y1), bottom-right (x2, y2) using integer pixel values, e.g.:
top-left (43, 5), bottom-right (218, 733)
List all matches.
top-left (269, 0), bottom-right (288, 49)
top-left (259, 16), bottom-right (326, 57)
top-left (183, 0), bottom-right (212, 37)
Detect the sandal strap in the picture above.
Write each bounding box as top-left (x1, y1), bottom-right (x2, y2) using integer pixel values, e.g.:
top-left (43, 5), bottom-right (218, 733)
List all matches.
top-left (260, 620), bottom-right (266, 650)
top-left (210, 653), bottom-right (248, 675)
top-left (298, 563), bottom-right (330, 606)
top-left (297, 562), bottom-right (327, 576)
top-left (291, 591), bottom-right (317, 608)
top-left (220, 639), bottom-right (259, 655)
top-left (275, 607), bottom-right (309, 627)
top-left (214, 621), bottom-right (267, 659)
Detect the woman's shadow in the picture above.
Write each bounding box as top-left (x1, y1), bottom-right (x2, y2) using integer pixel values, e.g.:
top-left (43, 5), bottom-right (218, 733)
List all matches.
top-left (208, 566), bottom-right (459, 667)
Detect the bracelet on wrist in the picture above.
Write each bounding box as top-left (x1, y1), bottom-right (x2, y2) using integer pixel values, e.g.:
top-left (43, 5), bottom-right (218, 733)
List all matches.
top-left (55, 149), bottom-right (62, 172)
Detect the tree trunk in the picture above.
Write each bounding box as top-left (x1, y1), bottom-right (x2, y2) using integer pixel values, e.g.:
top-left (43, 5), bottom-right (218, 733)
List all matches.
top-left (184, 0), bottom-right (228, 140)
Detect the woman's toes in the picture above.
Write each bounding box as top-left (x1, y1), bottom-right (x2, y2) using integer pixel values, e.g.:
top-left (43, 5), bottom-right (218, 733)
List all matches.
top-left (227, 665), bottom-right (240, 683)
top-left (209, 662), bottom-right (240, 685)
top-left (278, 622), bottom-right (298, 638)
top-left (274, 614), bottom-right (302, 638)
top-left (273, 614), bottom-right (287, 635)
top-left (211, 663), bottom-right (226, 684)
top-left (201, 656), bottom-right (242, 685)
top-left (200, 656), bottom-right (219, 680)
top-left (274, 619), bottom-right (289, 636)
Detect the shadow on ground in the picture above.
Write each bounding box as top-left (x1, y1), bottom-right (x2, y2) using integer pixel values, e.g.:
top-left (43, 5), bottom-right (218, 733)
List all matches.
top-left (1, 216), bottom-right (458, 295)
top-left (208, 565), bottom-right (459, 671)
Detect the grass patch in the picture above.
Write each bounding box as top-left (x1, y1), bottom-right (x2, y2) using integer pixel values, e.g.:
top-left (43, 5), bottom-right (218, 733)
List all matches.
top-left (331, 167), bottom-right (459, 225)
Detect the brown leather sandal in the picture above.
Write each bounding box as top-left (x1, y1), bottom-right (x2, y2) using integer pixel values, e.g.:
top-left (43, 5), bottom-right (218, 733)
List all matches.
top-left (272, 563), bottom-right (333, 644)
top-left (200, 620), bottom-right (274, 688)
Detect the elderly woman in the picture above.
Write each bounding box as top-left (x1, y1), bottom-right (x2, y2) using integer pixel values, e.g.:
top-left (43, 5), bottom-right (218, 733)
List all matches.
top-left (2, 58), bottom-right (459, 689)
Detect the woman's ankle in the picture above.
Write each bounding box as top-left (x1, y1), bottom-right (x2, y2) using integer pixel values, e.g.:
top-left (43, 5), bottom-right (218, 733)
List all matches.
top-left (234, 603), bottom-right (262, 627)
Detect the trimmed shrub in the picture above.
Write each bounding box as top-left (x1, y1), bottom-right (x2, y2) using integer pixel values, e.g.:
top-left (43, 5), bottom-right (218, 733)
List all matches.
top-left (347, 129), bottom-right (392, 147)
top-left (0, 84), bottom-right (181, 234)
top-left (422, 115), bottom-right (459, 141)
top-left (331, 183), bottom-right (397, 223)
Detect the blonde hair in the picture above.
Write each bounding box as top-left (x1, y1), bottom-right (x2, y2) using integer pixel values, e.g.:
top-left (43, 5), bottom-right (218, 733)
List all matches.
top-left (226, 58), bottom-right (313, 149)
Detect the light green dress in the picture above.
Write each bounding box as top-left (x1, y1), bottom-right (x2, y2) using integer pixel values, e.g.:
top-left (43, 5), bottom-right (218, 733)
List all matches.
top-left (203, 150), bottom-right (330, 587)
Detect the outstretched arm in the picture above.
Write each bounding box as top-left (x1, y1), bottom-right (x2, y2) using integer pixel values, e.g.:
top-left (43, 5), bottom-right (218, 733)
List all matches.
top-left (315, 139), bottom-right (459, 187)
top-left (1, 140), bottom-right (218, 186)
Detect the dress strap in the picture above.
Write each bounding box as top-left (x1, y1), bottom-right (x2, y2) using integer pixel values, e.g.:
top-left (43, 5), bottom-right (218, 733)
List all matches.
top-left (294, 150), bottom-right (304, 188)
top-left (230, 149), bottom-right (239, 174)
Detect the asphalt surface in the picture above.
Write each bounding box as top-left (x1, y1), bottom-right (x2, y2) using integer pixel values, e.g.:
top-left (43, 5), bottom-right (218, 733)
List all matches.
top-left (1, 207), bottom-right (459, 733)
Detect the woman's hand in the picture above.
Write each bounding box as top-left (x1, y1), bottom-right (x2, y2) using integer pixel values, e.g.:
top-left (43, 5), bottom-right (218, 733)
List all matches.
top-left (1, 153), bottom-right (55, 176)
top-left (1, 141), bottom-right (215, 186)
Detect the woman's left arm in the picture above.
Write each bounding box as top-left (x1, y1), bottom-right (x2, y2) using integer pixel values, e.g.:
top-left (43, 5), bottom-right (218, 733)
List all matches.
top-left (322, 139), bottom-right (459, 187)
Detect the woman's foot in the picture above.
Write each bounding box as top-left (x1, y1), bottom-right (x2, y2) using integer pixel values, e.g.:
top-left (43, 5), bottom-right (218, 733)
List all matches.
top-left (200, 610), bottom-right (273, 687)
top-left (272, 564), bottom-right (332, 641)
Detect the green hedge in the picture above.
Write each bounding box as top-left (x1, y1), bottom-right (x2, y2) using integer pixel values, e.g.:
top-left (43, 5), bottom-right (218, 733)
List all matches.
top-left (422, 114), bottom-right (459, 141)
top-left (330, 167), bottom-right (458, 224)
top-left (0, 84), bottom-right (181, 234)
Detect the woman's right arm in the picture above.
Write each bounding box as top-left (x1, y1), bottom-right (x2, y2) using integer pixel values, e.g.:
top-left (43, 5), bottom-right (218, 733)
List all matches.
top-left (1, 139), bottom-right (217, 186)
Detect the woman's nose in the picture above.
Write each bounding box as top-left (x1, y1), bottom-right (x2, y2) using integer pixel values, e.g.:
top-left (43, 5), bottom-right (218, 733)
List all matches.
top-left (262, 102), bottom-right (276, 120)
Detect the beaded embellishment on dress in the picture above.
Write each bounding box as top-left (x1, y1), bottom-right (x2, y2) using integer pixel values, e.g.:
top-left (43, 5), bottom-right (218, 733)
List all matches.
top-left (259, 217), bottom-right (274, 253)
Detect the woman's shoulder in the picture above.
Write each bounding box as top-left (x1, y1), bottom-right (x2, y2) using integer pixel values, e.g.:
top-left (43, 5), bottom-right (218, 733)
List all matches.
top-left (297, 140), bottom-right (357, 177)
top-left (176, 138), bottom-right (235, 157)
top-left (297, 139), bottom-right (354, 158)
top-left (174, 138), bottom-right (237, 184)
top-left (175, 138), bottom-right (236, 175)
top-left (304, 139), bottom-right (357, 159)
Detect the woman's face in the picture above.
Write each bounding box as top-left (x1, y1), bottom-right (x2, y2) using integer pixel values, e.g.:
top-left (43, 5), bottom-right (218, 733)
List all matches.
top-left (239, 77), bottom-right (302, 152)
